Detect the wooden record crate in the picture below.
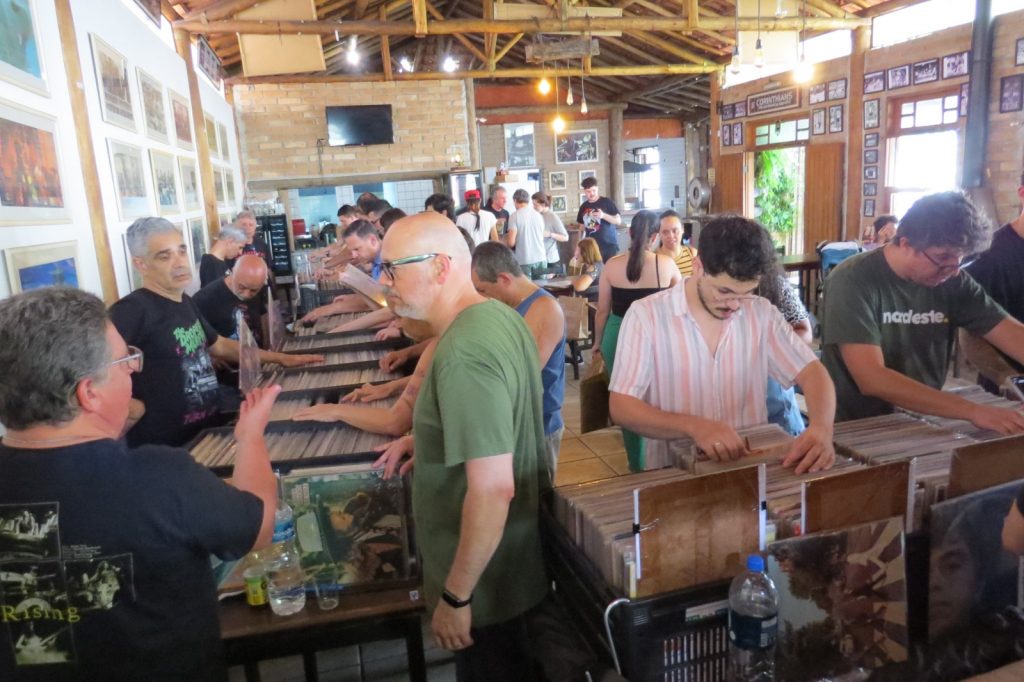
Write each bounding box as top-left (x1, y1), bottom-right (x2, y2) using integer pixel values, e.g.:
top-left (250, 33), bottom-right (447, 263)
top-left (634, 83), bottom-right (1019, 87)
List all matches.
top-left (541, 507), bottom-right (731, 682)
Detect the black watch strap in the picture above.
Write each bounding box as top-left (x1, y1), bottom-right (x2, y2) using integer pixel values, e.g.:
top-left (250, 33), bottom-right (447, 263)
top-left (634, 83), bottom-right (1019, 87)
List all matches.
top-left (441, 588), bottom-right (472, 608)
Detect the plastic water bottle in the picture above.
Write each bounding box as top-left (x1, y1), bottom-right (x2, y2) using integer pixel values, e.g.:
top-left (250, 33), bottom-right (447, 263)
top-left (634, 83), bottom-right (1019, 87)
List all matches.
top-left (265, 489), bottom-right (306, 615)
top-left (728, 554), bottom-right (778, 682)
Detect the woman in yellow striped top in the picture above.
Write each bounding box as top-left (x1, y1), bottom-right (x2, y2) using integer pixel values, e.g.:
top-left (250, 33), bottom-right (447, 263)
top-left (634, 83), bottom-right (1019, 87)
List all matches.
top-left (656, 209), bottom-right (697, 276)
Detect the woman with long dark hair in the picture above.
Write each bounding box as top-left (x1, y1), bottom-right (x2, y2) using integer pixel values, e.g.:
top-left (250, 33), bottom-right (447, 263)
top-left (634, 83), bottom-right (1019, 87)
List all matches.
top-left (594, 210), bottom-right (680, 470)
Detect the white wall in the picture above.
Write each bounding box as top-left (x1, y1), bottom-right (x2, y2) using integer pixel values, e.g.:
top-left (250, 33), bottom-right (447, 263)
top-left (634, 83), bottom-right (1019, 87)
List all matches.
top-left (624, 137), bottom-right (687, 213)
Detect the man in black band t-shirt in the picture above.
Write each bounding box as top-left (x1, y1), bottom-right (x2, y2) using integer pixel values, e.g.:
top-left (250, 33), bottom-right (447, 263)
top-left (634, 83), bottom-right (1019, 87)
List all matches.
top-left (194, 254), bottom-right (268, 340)
top-left (575, 177), bottom-right (621, 262)
top-left (225, 211), bottom-right (271, 348)
top-left (110, 218), bottom-right (322, 447)
top-left (483, 187), bottom-right (510, 234)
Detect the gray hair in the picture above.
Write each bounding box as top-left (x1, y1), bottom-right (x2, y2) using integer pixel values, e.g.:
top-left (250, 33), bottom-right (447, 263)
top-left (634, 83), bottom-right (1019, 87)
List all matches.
top-left (512, 189), bottom-right (530, 204)
top-left (233, 210), bottom-right (255, 223)
top-left (126, 216), bottom-right (180, 258)
top-left (217, 225), bottom-right (247, 243)
top-left (0, 288), bottom-right (110, 430)
top-left (471, 241), bottom-right (522, 282)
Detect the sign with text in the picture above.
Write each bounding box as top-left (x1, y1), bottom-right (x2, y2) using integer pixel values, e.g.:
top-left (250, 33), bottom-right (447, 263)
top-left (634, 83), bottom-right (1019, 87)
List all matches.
top-left (746, 88), bottom-right (801, 115)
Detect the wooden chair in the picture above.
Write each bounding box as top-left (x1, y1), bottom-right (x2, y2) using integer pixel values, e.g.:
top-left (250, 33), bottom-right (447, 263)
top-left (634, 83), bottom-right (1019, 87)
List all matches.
top-left (558, 296), bottom-right (595, 380)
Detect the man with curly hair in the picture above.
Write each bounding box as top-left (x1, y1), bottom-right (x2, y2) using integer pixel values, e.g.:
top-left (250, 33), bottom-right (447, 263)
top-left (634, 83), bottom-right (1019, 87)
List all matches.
top-left (821, 191), bottom-right (1024, 432)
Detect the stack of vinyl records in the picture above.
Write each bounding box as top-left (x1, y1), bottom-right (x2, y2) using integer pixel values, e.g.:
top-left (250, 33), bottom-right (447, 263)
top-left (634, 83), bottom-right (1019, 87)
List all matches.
top-left (268, 395), bottom-right (394, 422)
top-left (188, 422), bottom-right (393, 469)
top-left (658, 424), bottom-right (794, 472)
top-left (262, 348), bottom-right (392, 372)
top-left (905, 384), bottom-right (1023, 442)
top-left (280, 332), bottom-right (380, 351)
top-left (259, 365), bottom-right (398, 392)
top-left (292, 312), bottom-right (366, 336)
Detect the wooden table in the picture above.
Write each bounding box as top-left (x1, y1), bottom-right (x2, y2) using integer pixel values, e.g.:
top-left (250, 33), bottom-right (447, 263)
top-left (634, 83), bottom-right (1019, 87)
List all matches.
top-left (533, 276), bottom-right (577, 295)
top-left (781, 252), bottom-right (821, 316)
top-left (220, 586), bottom-right (426, 682)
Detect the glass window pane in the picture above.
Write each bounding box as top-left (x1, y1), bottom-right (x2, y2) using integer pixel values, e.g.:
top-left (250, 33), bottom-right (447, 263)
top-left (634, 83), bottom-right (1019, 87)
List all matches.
top-left (797, 130), bottom-right (809, 141)
top-left (901, 115), bottom-right (914, 128)
top-left (901, 102), bottom-right (915, 115)
top-left (797, 119), bottom-right (809, 131)
top-left (756, 125), bottom-right (769, 136)
top-left (915, 98), bottom-right (943, 127)
top-left (944, 95), bottom-right (958, 110)
top-left (943, 110), bottom-right (958, 124)
top-left (890, 130), bottom-right (958, 191)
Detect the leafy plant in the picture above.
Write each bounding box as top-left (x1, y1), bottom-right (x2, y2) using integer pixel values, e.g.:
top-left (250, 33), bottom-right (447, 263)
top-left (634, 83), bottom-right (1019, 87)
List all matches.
top-left (755, 149), bottom-right (797, 241)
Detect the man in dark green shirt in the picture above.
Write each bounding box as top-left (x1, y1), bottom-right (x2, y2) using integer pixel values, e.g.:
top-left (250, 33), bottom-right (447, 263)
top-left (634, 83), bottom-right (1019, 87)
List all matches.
top-left (821, 191), bottom-right (1024, 431)
top-left (380, 212), bottom-right (548, 681)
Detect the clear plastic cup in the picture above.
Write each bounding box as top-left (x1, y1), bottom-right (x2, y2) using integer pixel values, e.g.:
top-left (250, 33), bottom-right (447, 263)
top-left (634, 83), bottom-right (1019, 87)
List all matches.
top-left (308, 566), bottom-right (340, 610)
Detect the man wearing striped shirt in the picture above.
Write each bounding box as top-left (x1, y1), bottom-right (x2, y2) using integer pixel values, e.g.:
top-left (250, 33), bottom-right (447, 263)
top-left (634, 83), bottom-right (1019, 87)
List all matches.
top-left (608, 215), bottom-right (837, 474)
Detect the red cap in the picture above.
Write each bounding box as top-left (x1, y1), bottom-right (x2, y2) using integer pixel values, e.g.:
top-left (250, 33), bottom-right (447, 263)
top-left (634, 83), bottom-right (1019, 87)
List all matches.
top-left (464, 189), bottom-right (481, 201)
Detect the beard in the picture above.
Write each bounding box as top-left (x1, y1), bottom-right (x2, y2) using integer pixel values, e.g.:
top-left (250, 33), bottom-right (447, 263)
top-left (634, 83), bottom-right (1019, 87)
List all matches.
top-left (696, 280), bottom-right (733, 320)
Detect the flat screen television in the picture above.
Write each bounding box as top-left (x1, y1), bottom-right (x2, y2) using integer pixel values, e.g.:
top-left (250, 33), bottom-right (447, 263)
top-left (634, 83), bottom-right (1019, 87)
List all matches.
top-left (326, 105), bottom-right (394, 147)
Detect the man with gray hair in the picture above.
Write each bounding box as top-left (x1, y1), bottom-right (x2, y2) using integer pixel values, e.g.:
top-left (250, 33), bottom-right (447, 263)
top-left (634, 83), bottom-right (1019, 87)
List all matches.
top-left (110, 217), bottom-right (321, 447)
top-left (503, 188), bottom-right (547, 280)
top-left (227, 210), bottom-right (271, 347)
top-left (199, 223), bottom-right (248, 288)
top-left (0, 287), bottom-right (280, 679)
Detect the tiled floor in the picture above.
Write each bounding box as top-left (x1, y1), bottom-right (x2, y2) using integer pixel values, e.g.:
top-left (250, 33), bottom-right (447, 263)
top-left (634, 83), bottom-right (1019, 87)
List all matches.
top-left (228, 360), bottom-right (620, 681)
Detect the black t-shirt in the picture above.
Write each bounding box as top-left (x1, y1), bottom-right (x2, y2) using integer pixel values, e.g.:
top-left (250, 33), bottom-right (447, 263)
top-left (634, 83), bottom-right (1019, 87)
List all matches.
top-left (576, 197), bottom-right (620, 261)
top-left (198, 254), bottom-right (228, 289)
top-left (110, 289), bottom-right (221, 447)
top-left (193, 279), bottom-right (251, 341)
top-left (226, 237), bottom-right (270, 347)
top-left (483, 204), bottom-right (509, 230)
top-left (965, 224), bottom-right (1024, 374)
top-left (0, 439), bottom-right (262, 681)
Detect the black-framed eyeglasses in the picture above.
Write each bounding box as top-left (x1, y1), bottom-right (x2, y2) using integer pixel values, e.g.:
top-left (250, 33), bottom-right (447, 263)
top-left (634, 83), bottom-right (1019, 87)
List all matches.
top-left (918, 249), bottom-right (975, 274)
top-left (109, 346), bottom-right (144, 373)
top-left (380, 253), bottom-right (444, 280)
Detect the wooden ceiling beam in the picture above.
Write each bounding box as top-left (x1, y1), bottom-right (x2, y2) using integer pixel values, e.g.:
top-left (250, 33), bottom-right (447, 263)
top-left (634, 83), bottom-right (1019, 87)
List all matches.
top-left (380, 4), bottom-right (393, 79)
top-left (181, 0), bottom-right (262, 21)
top-left (802, 0), bottom-right (848, 19)
top-left (425, 0), bottom-right (488, 62)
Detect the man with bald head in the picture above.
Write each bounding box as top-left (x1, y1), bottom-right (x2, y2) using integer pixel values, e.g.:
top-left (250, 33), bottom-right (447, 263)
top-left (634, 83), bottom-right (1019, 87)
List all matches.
top-left (194, 254), bottom-right (268, 341)
top-left (382, 212), bottom-right (547, 680)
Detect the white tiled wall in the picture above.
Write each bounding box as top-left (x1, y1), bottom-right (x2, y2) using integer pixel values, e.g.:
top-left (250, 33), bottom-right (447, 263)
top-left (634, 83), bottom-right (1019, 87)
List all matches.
top-left (625, 137), bottom-right (688, 213)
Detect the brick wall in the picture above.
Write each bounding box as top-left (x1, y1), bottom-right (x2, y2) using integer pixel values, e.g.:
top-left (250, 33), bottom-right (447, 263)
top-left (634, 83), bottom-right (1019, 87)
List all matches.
top-left (233, 80), bottom-right (471, 184)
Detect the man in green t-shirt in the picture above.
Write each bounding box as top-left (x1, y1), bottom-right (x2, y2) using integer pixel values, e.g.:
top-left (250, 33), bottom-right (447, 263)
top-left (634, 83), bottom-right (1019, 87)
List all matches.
top-left (821, 191), bottom-right (1024, 431)
top-left (380, 212), bottom-right (548, 680)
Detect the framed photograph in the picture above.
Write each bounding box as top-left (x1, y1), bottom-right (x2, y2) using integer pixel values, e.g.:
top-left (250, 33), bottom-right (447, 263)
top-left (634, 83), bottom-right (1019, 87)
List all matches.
top-left (579, 193), bottom-right (587, 207)
top-left (722, 123), bottom-right (732, 146)
top-left (4, 241), bottom-right (79, 293)
top-left (503, 123), bottom-right (535, 168)
top-left (554, 129), bottom-right (598, 164)
top-left (0, 0), bottom-right (46, 94)
top-left (121, 233), bottom-right (142, 290)
top-left (720, 103), bottom-right (734, 121)
top-left (225, 170), bottom-right (236, 205)
top-left (863, 71), bottom-right (885, 95)
top-left (137, 68), bottom-right (168, 143)
top-left (864, 182), bottom-right (877, 197)
top-left (913, 59), bottom-right (939, 85)
top-left (548, 171), bottom-right (566, 191)
top-left (578, 169), bottom-right (596, 185)
top-left (205, 115), bottom-right (218, 159)
top-left (213, 168), bottom-right (226, 204)
top-left (887, 64), bottom-right (910, 90)
top-left (864, 165), bottom-right (879, 180)
top-left (168, 91), bottom-right (193, 150)
top-left (149, 150), bottom-right (179, 215)
top-left (187, 217), bottom-right (206, 266)
top-left (90, 35), bottom-right (135, 130)
top-left (811, 108), bottom-right (826, 136)
top-left (864, 98), bottom-right (880, 129)
top-left (999, 74), bottom-right (1024, 114)
top-left (942, 51), bottom-right (969, 79)
top-left (196, 36), bottom-right (221, 87)
top-left (732, 122), bottom-right (743, 146)
top-left (959, 82), bottom-right (969, 117)
top-left (551, 195), bottom-right (567, 213)
top-left (864, 149), bottom-right (879, 165)
top-left (218, 122), bottom-right (230, 161)
top-left (107, 140), bottom-right (149, 220)
top-left (809, 83), bottom-right (826, 105)
top-left (828, 104), bottom-right (844, 134)
top-left (827, 78), bottom-right (847, 101)
top-left (1016, 38), bottom-right (1024, 67)
top-left (865, 132), bottom-right (879, 148)
top-left (734, 101), bottom-right (747, 118)
top-left (132, 0), bottom-right (162, 27)
top-left (863, 198), bottom-right (876, 218)
top-left (178, 157), bottom-right (200, 211)
top-left (0, 102), bottom-right (68, 225)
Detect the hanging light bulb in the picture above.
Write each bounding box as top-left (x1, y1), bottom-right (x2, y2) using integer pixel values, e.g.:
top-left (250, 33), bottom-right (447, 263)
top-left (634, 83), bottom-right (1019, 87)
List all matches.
top-left (552, 115), bottom-right (566, 133)
top-left (775, 0), bottom-right (787, 18)
top-left (580, 97), bottom-right (588, 114)
top-left (538, 78), bottom-right (552, 95)
top-left (334, 30), bottom-right (340, 42)
top-left (346, 35), bottom-right (359, 65)
top-left (399, 56), bottom-right (414, 72)
top-left (793, 54), bottom-right (812, 82)
top-left (730, 46), bottom-right (741, 74)
top-left (567, 88), bottom-right (574, 106)
top-left (754, 38), bottom-right (765, 68)
top-left (442, 55), bottom-right (459, 72)
top-left (579, 58), bottom-right (588, 114)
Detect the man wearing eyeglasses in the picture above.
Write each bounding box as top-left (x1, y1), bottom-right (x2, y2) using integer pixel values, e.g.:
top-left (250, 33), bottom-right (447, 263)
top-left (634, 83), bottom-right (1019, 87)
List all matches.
top-left (380, 212), bottom-right (548, 680)
top-left (0, 287), bottom-right (280, 680)
top-left (821, 191), bottom-right (1024, 431)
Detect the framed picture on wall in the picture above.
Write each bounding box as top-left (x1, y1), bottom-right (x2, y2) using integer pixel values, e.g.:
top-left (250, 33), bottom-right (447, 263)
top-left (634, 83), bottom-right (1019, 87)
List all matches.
top-left (732, 122), bottom-right (743, 146)
top-left (169, 91), bottom-right (193, 150)
top-left (90, 35), bottom-right (135, 130)
top-left (828, 104), bottom-right (844, 134)
top-left (196, 36), bottom-right (221, 87)
top-left (205, 115), bottom-right (219, 158)
top-left (721, 103), bottom-right (734, 121)
top-left (554, 129), bottom-right (598, 164)
top-left (213, 168), bottom-right (226, 205)
top-left (864, 99), bottom-right (880, 129)
top-left (178, 157), bottom-right (200, 211)
top-left (137, 68), bottom-right (168, 143)
top-left (864, 182), bottom-right (878, 197)
top-left (187, 217), bottom-right (206, 267)
top-left (864, 166), bottom-right (879, 180)
top-left (121, 233), bottom-right (143, 291)
top-left (912, 59), bottom-right (939, 85)
top-left (218, 122), bottom-right (230, 161)
top-left (4, 241), bottom-right (79, 294)
top-left (863, 199), bottom-right (876, 218)
top-left (0, 102), bottom-right (68, 226)
top-left (551, 195), bottom-right (567, 213)
top-left (578, 170), bottom-right (596, 185)
top-left (225, 170), bottom-right (236, 205)
top-left (887, 64), bottom-right (910, 90)
top-left (108, 139), bottom-right (150, 219)
top-left (865, 132), bottom-right (879, 148)
top-left (942, 51), bottom-right (969, 79)
top-left (132, 0), bottom-right (162, 27)
top-left (722, 123), bottom-right (732, 146)
top-left (149, 150), bottom-right (179, 215)
top-left (0, 0), bottom-right (47, 95)
top-left (999, 74), bottom-right (1024, 113)
top-left (504, 123), bottom-right (535, 168)
top-left (827, 78), bottom-right (847, 101)
top-left (863, 71), bottom-right (885, 95)
top-left (548, 171), bottom-right (567, 191)
top-left (811, 108), bottom-right (826, 136)
top-left (733, 101), bottom-right (747, 118)
top-left (959, 82), bottom-right (969, 117)
top-left (864, 149), bottom-right (879, 165)
top-left (1016, 38), bottom-right (1024, 66)
top-left (579, 193), bottom-right (587, 207)
top-left (809, 83), bottom-right (826, 105)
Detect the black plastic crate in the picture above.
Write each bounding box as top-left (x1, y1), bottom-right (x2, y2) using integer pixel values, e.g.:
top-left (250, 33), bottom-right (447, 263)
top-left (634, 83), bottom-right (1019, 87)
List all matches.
top-left (542, 508), bottom-right (731, 682)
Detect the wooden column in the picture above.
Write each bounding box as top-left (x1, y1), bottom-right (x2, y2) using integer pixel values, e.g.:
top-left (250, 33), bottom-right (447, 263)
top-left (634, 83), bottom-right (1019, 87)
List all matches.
top-left (464, 78), bottom-right (479, 168)
top-left (609, 107), bottom-right (625, 210)
top-left (174, 29), bottom-right (221, 239)
top-left (709, 69), bottom-right (721, 204)
top-left (844, 25), bottom-right (871, 241)
top-left (54, 0), bottom-right (118, 303)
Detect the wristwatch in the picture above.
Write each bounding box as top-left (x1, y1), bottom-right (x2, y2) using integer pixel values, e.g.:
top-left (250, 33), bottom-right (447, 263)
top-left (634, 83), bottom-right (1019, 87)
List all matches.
top-left (441, 588), bottom-right (473, 609)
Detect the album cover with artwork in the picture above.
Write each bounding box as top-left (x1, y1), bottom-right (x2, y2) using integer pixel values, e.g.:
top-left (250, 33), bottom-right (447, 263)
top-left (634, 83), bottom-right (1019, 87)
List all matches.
top-left (768, 516), bottom-right (908, 681)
